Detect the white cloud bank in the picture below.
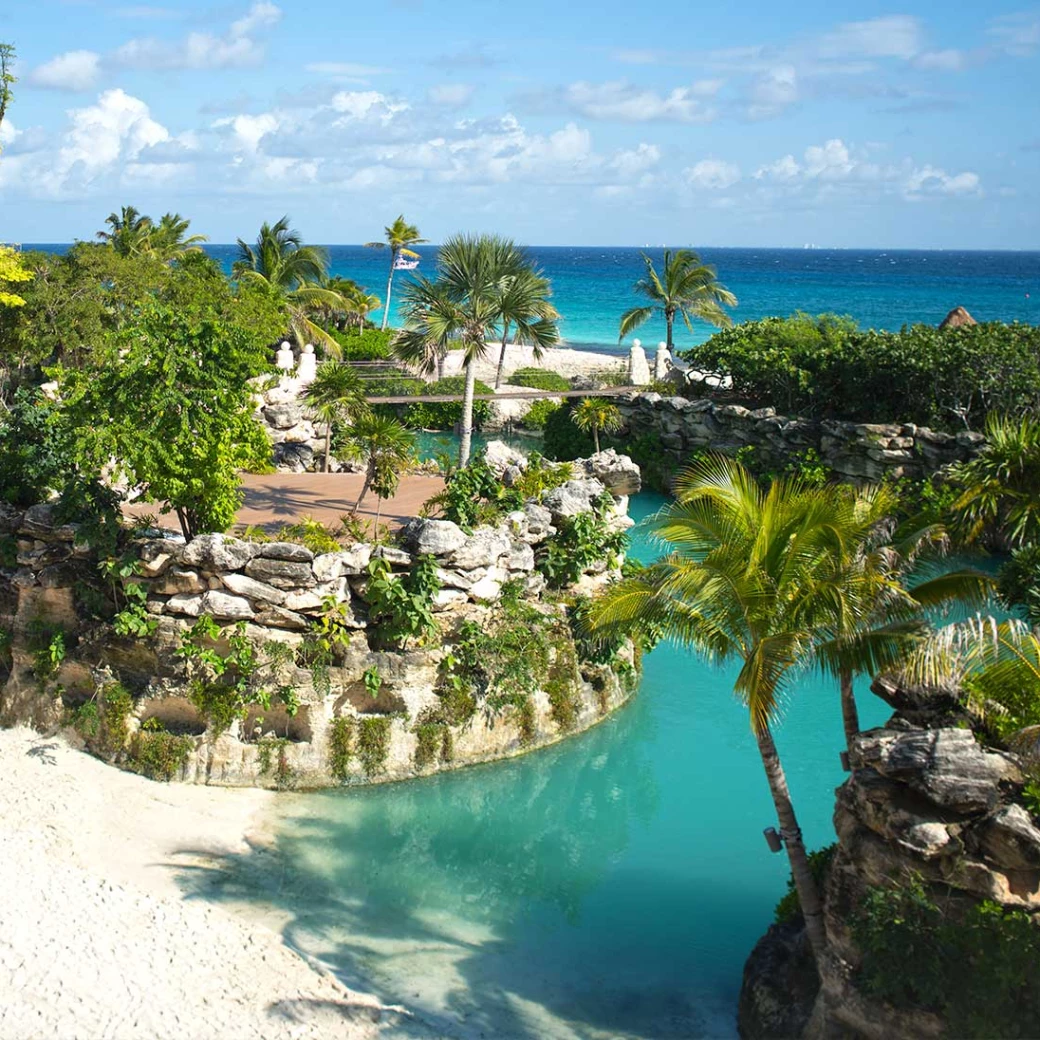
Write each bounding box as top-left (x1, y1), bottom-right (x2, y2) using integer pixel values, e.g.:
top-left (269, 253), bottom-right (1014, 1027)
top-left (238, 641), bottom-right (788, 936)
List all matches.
top-left (27, 51), bottom-right (102, 91)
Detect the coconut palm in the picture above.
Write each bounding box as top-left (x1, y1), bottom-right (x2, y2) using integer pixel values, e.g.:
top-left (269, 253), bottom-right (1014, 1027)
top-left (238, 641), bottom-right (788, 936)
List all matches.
top-left (366, 215), bottom-right (427, 331)
top-left (394, 234), bottom-right (559, 466)
top-left (97, 206), bottom-right (155, 257)
top-left (619, 249), bottom-right (737, 350)
top-left (233, 217), bottom-right (344, 354)
top-left (586, 454), bottom-right (894, 963)
top-left (150, 213), bottom-right (208, 259)
top-left (340, 281), bottom-right (382, 333)
top-left (348, 414), bottom-right (416, 523)
top-left (303, 362), bottom-right (370, 473)
top-left (492, 265), bottom-right (560, 389)
top-left (571, 398), bottom-right (623, 453)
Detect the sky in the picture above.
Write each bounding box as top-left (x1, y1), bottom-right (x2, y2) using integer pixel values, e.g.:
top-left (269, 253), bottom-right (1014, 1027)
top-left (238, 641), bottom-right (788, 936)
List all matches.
top-left (0, 0), bottom-right (1038, 248)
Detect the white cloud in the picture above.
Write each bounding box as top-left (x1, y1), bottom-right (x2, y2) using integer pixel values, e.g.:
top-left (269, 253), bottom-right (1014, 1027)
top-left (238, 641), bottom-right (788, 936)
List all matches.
top-left (610, 143), bottom-right (661, 177)
top-left (817, 16), bottom-right (923, 60)
top-left (0, 119), bottom-right (19, 147)
top-left (330, 90), bottom-right (409, 123)
top-left (803, 138), bottom-right (854, 179)
top-left (914, 49), bottom-right (965, 71)
top-left (113, 2), bottom-right (281, 71)
top-left (684, 158), bottom-right (741, 190)
top-left (748, 65), bottom-right (798, 118)
top-left (213, 112), bottom-right (280, 153)
top-left (428, 84), bottom-right (475, 107)
top-left (565, 80), bottom-right (716, 122)
top-left (904, 165), bottom-right (981, 198)
top-left (754, 154), bottom-right (800, 181)
top-left (305, 61), bottom-right (391, 78)
top-left (987, 11), bottom-right (1040, 56)
top-left (27, 51), bottom-right (101, 91)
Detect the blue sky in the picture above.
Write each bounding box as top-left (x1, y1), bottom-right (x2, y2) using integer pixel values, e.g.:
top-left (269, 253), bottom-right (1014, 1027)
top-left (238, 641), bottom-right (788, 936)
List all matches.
top-left (0, 0), bottom-right (1038, 247)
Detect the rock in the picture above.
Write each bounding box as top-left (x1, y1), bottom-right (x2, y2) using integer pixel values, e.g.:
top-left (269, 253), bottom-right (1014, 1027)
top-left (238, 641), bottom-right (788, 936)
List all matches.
top-left (244, 557), bottom-right (317, 589)
top-left (138, 551), bottom-right (173, 578)
top-left (578, 449), bottom-right (642, 495)
top-left (435, 568), bottom-right (481, 590)
top-left (401, 518), bottom-right (468, 556)
top-left (977, 805), bottom-right (1040, 870)
top-left (220, 572), bottom-right (287, 606)
top-left (154, 568), bottom-right (206, 596)
top-left (483, 440), bottom-right (528, 476)
top-left (541, 478), bottom-right (606, 521)
top-left (18, 503), bottom-right (59, 537)
top-left (180, 534), bottom-right (259, 572)
top-left (469, 574), bottom-right (503, 602)
top-left (254, 605), bottom-right (309, 630)
top-left (200, 590), bottom-right (255, 620)
top-left (375, 546), bottom-right (412, 567)
top-left (521, 503), bottom-right (555, 542)
top-left (262, 403), bottom-right (303, 430)
top-left (312, 553), bottom-right (344, 582)
top-left (506, 543), bottom-right (535, 572)
top-left (737, 921), bottom-right (819, 1040)
top-left (272, 442), bottom-right (315, 473)
top-left (432, 589), bottom-right (468, 612)
top-left (259, 542), bottom-right (314, 563)
top-left (339, 544), bottom-right (373, 574)
top-left (450, 528), bottom-right (511, 570)
top-left (938, 305), bottom-right (977, 329)
top-left (165, 593), bottom-right (204, 617)
top-left (851, 728), bottom-right (1021, 814)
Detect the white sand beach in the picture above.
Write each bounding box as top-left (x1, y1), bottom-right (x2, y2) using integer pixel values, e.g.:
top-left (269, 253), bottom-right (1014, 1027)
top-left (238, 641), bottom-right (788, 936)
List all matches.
top-left (0, 727), bottom-right (423, 1040)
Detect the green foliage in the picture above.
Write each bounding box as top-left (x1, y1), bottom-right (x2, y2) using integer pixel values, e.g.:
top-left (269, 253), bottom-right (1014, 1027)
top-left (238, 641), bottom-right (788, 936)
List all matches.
top-left (402, 376), bottom-right (494, 430)
top-left (0, 388), bottom-right (77, 507)
top-left (616, 430), bottom-right (679, 493)
top-left (128, 722), bottom-right (194, 782)
top-left (357, 716), bottom-right (392, 775)
top-left (328, 327), bottom-right (396, 360)
top-left (538, 493), bottom-right (626, 589)
top-left (425, 453), bottom-right (517, 528)
top-left (545, 636), bottom-right (581, 732)
top-left (362, 666), bottom-right (383, 698)
top-left (509, 454), bottom-right (573, 500)
top-left (413, 720), bottom-right (453, 769)
top-left (256, 735), bottom-right (296, 788)
top-left (852, 877), bottom-right (1040, 1037)
top-left (113, 582), bottom-right (159, 638)
top-left (729, 444), bottom-right (832, 490)
top-left (72, 683), bottom-right (135, 758)
top-left (684, 314), bottom-right (1040, 429)
top-left (28, 623), bottom-right (66, 682)
top-left (328, 716), bottom-right (356, 782)
top-left (543, 401), bottom-right (595, 461)
top-left (519, 398), bottom-right (561, 430)
top-left (998, 544), bottom-right (1040, 625)
top-left (277, 516), bottom-right (341, 554)
top-left (508, 367), bottom-right (570, 392)
top-left (774, 844), bottom-right (836, 923)
top-left (363, 555), bottom-right (440, 649)
top-left (571, 398), bottom-right (623, 452)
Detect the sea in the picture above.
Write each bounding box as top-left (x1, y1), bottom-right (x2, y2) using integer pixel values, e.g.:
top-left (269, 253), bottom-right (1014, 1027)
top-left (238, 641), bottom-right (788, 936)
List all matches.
top-left (25, 244), bottom-right (1040, 351)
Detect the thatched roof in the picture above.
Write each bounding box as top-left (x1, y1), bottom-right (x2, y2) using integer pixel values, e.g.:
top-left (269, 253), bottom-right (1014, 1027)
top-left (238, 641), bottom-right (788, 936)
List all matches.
top-left (938, 306), bottom-right (977, 329)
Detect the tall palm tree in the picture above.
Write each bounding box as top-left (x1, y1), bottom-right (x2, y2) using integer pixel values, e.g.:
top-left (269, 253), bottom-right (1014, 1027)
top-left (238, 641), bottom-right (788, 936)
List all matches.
top-left (233, 217), bottom-right (344, 354)
top-left (340, 281), bottom-right (382, 333)
top-left (97, 206), bottom-right (155, 257)
top-left (348, 414), bottom-right (416, 522)
top-left (492, 265), bottom-right (560, 389)
top-left (303, 362), bottom-right (370, 473)
top-left (571, 398), bottom-right (623, 453)
top-left (587, 455), bottom-right (884, 964)
top-left (619, 249), bottom-right (737, 350)
top-left (150, 212), bottom-right (208, 260)
top-left (394, 234), bottom-right (559, 466)
top-left (366, 214), bottom-right (426, 331)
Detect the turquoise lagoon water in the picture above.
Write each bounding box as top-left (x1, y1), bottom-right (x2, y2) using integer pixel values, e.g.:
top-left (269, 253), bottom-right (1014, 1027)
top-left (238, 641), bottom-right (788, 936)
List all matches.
top-left (185, 491), bottom-right (892, 1039)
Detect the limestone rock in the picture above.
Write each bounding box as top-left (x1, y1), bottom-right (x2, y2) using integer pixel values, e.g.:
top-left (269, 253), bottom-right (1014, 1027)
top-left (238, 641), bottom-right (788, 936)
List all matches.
top-left (220, 572), bottom-right (287, 606)
top-left (469, 574), bottom-right (503, 603)
top-left (339, 544), bottom-right (373, 575)
top-left (375, 546), bottom-right (412, 567)
top-left (312, 553), bottom-right (344, 582)
top-left (541, 478), bottom-right (607, 521)
top-left (18, 503), bottom-right (59, 537)
top-left (200, 590), bottom-right (254, 620)
top-left (577, 449), bottom-right (642, 496)
top-left (165, 593), bottom-right (204, 617)
top-left (976, 805), bottom-right (1040, 870)
top-left (259, 542), bottom-right (314, 563)
top-left (244, 557), bottom-right (317, 590)
top-left (154, 568), bottom-right (206, 596)
top-left (254, 605), bottom-right (309, 630)
top-left (450, 528), bottom-right (511, 570)
top-left (738, 922), bottom-right (819, 1040)
top-left (401, 518), bottom-right (468, 556)
top-left (521, 503), bottom-right (555, 542)
top-left (483, 439), bottom-right (528, 476)
top-left (506, 542), bottom-right (535, 572)
top-left (272, 442), bottom-right (314, 472)
top-left (180, 534), bottom-right (259, 572)
top-left (432, 589), bottom-right (468, 612)
top-left (263, 402), bottom-right (303, 430)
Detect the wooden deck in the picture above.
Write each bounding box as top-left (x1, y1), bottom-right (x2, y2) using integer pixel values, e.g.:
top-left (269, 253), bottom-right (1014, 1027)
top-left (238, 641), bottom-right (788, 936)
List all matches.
top-left (366, 386), bottom-right (641, 404)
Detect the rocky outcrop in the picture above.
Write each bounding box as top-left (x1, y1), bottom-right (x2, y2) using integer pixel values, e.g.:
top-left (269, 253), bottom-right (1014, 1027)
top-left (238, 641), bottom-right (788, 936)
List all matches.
top-left (616, 393), bottom-right (986, 484)
top-left (938, 306), bottom-right (977, 330)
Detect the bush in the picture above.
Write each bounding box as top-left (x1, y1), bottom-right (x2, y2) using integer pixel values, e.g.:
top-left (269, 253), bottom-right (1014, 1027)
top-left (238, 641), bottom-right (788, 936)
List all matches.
top-left (402, 376), bottom-right (493, 430)
top-left (519, 399), bottom-right (562, 430)
top-left (683, 314), bottom-right (1040, 430)
top-left (508, 367), bottom-right (570, 392)
top-left (774, 844), bottom-right (836, 923)
top-left (542, 401), bottom-right (595, 460)
top-left (328, 327), bottom-right (396, 361)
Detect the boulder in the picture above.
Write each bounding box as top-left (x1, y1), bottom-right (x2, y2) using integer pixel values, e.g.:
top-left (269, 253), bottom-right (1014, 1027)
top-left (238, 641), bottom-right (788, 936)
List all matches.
top-left (272, 442), bottom-right (315, 473)
top-left (262, 403), bottom-right (303, 430)
top-left (578, 449), bottom-right (642, 496)
top-left (450, 528), bottom-right (511, 570)
top-left (541, 478), bottom-right (607, 521)
top-left (483, 439), bottom-right (528, 476)
top-left (180, 534), bottom-right (259, 572)
top-left (976, 805), bottom-right (1040, 870)
top-left (469, 574), bottom-right (503, 603)
top-left (401, 518), bottom-right (468, 556)
top-left (259, 542), bottom-right (315, 563)
top-left (432, 589), bottom-right (468, 612)
top-left (375, 546), bottom-right (412, 566)
top-left (154, 568), bottom-right (206, 596)
top-left (254, 605), bottom-right (309, 631)
top-left (244, 557), bottom-right (317, 590)
top-left (165, 593), bottom-right (204, 617)
top-left (506, 542), bottom-right (535, 572)
top-left (200, 590), bottom-right (255, 620)
top-left (18, 503), bottom-right (59, 537)
top-left (220, 572), bottom-right (287, 606)
top-left (339, 544), bottom-right (373, 574)
top-left (938, 305), bottom-right (977, 329)
top-left (737, 922), bottom-right (819, 1040)
top-left (312, 553), bottom-right (344, 582)
top-left (521, 503), bottom-right (555, 542)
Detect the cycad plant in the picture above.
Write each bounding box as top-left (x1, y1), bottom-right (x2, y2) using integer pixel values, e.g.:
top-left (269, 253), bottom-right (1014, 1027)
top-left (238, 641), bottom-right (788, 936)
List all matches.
top-left (366, 214), bottom-right (426, 331)
top-left (303, 362), bottom-right (370, 472)
top-left (619, 249), bottom-right (736, 350)
top-left (233, 217), bottom-right (344, 353)
top-left (571, 398), bottom-right (623, 454)
top-left (348, 414), bottom-right (416, 523)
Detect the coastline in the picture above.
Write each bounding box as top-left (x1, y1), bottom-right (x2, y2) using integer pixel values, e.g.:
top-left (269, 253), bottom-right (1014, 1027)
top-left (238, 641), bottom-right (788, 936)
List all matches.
top-left (0, 726), bottom-right (427, 1040)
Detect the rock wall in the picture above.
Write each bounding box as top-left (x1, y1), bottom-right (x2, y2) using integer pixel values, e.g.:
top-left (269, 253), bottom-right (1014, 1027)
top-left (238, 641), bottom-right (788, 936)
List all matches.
top-left (739, 680), bottom-right (1040, 1039)
top-left (0, 468), bottom-right (639, 790)
top-left (616, 392), bottom-right (986, 482)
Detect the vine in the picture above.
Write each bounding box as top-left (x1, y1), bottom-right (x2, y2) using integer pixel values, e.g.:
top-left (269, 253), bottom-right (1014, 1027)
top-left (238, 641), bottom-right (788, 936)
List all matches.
top-left (328, 715), bottom-right (356, 782)
top-left (356, 716), bottom-right (392, 775)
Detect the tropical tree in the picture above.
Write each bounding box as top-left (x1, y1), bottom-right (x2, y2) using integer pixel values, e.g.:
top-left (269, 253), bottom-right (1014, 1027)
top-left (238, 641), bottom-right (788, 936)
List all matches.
top-left (367, 215), bottom-right (426, 331)
top-left (395, 234), bottom-right (559, 466)
top-left (97, 206), bottom-right (155, 258)
top-left (303, 362), bottom-right (370, 473)
top-left (619, 249), bottom-right (737, 350)
top-left (348, 413), bottom-right (416, 523)
top-left (0, 42), bottom-right (15, 146)
top-left (0, 245), bottom-right (31, 309)
top-left (586, 455), bottom-right (897, 964)
top-left (234, 217), bottom-right (344, 353)
top-left (150, 212), bottom-right (208, 260)
top-left (336, 279), bottom-right (381, 333)
top-left (492, 265), bottom-right (560, 389)
top-left (571, 398), bottom-right (623, 453)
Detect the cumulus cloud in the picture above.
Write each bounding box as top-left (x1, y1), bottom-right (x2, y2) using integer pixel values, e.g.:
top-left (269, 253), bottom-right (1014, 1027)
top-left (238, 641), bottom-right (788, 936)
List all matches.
top-left (330, 90), bottom-right (409, 124)
top-left (564, 80), bottom-right (718, 122)
top-left (684, 159), bottom-right (741, 190)
top-left (27, 51), bottom-right (101, 91)
top-left (747, 65), bottom-right (798, 118)
top-left (904, 166), bottom-right (981, 198)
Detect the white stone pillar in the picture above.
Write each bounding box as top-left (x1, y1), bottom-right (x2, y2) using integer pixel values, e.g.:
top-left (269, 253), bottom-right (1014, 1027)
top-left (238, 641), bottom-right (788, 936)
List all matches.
top-left (275, 341), bottom-right (295, 371)
top-left (628, 340), bottom-right (651, 386)
top-left (297, 343), bottom-right (317, 385)
top-left (655, 342), bottom-right (672, 381)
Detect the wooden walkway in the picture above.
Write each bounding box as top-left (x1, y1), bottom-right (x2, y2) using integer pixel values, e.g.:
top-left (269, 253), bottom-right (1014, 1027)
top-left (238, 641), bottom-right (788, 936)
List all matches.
top-left (366, 387), bottom-right (640, 404)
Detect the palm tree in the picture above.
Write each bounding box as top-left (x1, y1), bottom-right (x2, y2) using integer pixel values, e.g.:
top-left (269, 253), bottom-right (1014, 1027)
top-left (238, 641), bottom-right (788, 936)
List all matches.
top-left (303, 362), bottom-right (370, 473)
top-left (571, 398), bottom-right (623, 453)
top-left (366, 215), bottom-right (426, 331)
top-left (348, 414), bottom-right (416, 523)
top-left (619, 249), bottom-right (737, 350)
top-left (587, 455), bottom-right (887, 964)
top-left (340, 281), bottom-right (382, 333)
top-left (492, 265), bottom-right (560, 389)
top-left (97, 206), bottom-right (154, 257)
top-left (150, 213), bottom-right (208, 260)
top-left (394, 234), bottom-right (559, 466)
top-left (233, 217), bottom-right (345, 354)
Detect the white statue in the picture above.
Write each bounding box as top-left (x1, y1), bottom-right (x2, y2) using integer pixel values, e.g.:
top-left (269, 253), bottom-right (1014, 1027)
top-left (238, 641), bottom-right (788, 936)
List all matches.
top-left (275, 341), bottom-right (295, 371)
top-left (628, 342), bottom-right (651, 386)
top-left (655, 342), bottom-right (672, 381)
top-left (297, 343), bottom-right (317, 385)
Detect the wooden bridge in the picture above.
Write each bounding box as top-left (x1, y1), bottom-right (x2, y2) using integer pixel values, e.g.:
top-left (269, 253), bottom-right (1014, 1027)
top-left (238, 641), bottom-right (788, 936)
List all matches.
top-left (365, 387), bottom-right (642, 404)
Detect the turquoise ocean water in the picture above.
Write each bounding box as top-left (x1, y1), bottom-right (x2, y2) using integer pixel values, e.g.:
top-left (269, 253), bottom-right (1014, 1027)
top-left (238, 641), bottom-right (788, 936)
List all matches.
top-left (186, 493), bottom-right (895, 1039)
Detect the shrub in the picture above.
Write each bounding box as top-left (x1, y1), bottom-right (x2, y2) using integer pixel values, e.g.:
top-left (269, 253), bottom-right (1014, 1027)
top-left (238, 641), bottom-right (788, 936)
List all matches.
top-left (357, 716), bottom-right (392, 775)
top-left (128, 722), bottom-right (194, 781)
top-left (328, 327), bottom-right (395, 361)
top-left (402, 376), bottom-right (493, 430)
top-left (774, 844), bottom-right (836, 923)
top-left (519, 399), bottom-right (561, 430)
top-left (328, 716), bottom-right (356, 781)
top-left (363, 555), bottom-right (440, 649)
top-left (277, 516), bottom-right (341, 554)
top-left (543, 401), bottom-right (595, 460)
top-left (508, 367), bottom-right (570, 392)
top-left (537, 493), bottom-right (627, 588)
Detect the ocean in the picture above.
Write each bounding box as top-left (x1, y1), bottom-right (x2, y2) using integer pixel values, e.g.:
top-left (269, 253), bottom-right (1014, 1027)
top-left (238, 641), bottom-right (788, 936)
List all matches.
top-left (26, 244), bottom-right (1040, 354)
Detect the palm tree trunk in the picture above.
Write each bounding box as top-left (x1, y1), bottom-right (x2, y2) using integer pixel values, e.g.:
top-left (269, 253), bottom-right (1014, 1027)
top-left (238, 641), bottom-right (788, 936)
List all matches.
top-left (436, 349), bottom-right (445, 381)
top-left (493, 322), bottom-right (511, 390)
top-left (380, 252), bottom-right (396, 331)
top-left (353, 468), bottom-right (373, 514)
top-left (755, 723), bottom-right (828, 962)
top-left (593, 427), bottom-right (601, 453)
top-left (323, 424), bottom-right (332, 474)
top-left (459, 358), bottom-right (477, 467)
top-left (840, 669), bottom-right (860, 750)
top-left (666, 310), bottom-right (675, 351)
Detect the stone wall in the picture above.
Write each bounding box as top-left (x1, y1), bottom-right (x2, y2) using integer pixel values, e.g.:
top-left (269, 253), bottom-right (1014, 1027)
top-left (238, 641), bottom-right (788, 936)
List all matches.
top-left (616, 392), bottom-right (987, 482)
top-left (0, 462), bottom-right (640, 790)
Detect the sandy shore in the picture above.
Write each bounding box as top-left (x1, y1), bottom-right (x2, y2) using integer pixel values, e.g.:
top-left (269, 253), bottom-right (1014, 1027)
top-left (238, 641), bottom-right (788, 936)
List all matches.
top-left (0, 727), bottom-right (425, 1040)
top-left (440, 343), bottom-right (626, 383)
